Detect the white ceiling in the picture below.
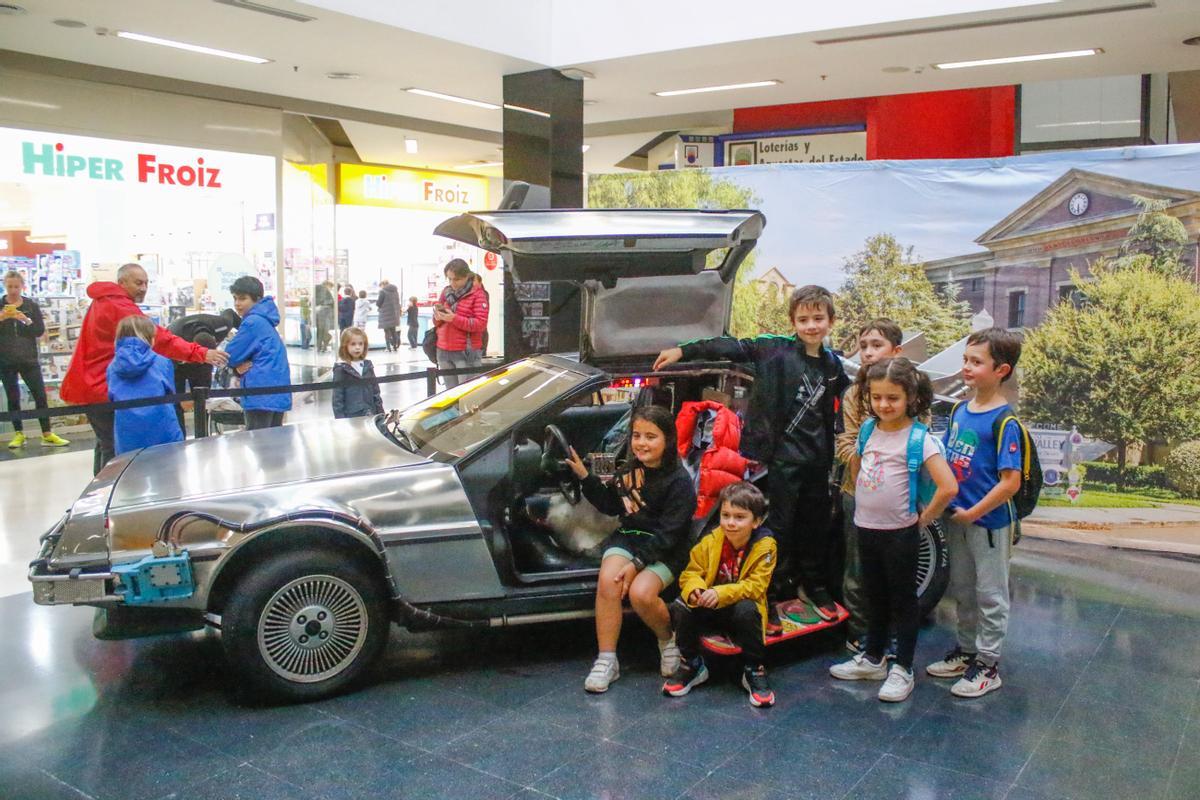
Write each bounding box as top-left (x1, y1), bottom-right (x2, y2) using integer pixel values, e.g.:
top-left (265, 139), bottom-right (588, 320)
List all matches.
top-left (0, 0), bottom-right (1198, 174)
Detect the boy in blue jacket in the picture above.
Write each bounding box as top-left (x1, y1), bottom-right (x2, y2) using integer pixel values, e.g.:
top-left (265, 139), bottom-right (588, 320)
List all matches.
top-left (225, 276), bottom-right (292, 430)
top-left (107, 315), bottom-right (184, 455)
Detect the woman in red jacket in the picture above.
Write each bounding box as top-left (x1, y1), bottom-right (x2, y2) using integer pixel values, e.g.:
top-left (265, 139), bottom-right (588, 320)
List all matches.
top-left (433, 259), bottom-right (488, 389)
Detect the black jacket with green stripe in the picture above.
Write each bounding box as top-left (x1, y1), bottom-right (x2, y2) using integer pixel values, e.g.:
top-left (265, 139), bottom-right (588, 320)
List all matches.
top-left (680, 334), bottom-right (849, 467)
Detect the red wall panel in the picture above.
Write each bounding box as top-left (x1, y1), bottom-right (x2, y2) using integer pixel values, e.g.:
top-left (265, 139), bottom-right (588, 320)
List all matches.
top-left (732, 86), bottom-right (1016, 160)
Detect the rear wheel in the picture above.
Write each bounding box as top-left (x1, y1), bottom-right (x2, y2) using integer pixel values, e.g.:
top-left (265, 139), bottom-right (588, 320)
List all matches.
top-left (221, 548), bottom-right (389, 702)
top-left (916, 520), bottom-right (949, 617)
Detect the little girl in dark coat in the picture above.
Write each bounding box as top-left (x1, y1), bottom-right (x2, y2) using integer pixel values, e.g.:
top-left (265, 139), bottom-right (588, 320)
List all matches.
top-left (332, 327), bottom-right (384, 419)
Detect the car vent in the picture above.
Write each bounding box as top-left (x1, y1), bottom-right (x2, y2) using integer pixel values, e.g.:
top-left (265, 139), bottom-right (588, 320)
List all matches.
top-left (813, 2), bottom-right (1153, 45)
top-left (212, 0), bottom-right (316, 23)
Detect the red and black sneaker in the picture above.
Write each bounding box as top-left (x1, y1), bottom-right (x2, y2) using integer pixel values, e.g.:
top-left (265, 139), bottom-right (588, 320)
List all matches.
top-left (741, 665), bottom-right (775, 708)
top-left (663, 658), bottom-right (710, 697)
top-left (765, 604), bottom-right (784, 637)
top-left (810, 589), bottom-right (840, 622)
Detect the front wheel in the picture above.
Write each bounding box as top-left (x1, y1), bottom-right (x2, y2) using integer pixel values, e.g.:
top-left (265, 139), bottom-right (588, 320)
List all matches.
top-left (221, 549), bottom-right (389, 702)
top-left (916, 520), bottom-right (949, 617)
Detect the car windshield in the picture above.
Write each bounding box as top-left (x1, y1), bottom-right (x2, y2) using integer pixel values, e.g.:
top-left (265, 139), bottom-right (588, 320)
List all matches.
top-left (388, 359), bottom-right (591, 458)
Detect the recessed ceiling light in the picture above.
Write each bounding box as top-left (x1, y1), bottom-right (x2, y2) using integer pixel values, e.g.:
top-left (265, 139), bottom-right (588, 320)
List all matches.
top-left (881, 66), bottom-right (910, 73)
top-left (581, 144), bottom-right (590, 152)
top-left (933, 48), bottom-right (1101, 70)
top-left (583, 99), bottom-right (599, 106)
top-left (116, 31), bottom-right (272, 63)
top-left (326, 71), bottom-right (359, 80)
top-left (560, 68), bottom-right (595, 81)
top-left (653, 80), bottom-right (780, 97)
top-left (405, 88), bottom-right (500, 110)
top-left (503, 103), bottom-right (550, 118)
top-left (404, 137), bottom-right (418, 154)
top-left (53, 18), bottom-right (87, 28)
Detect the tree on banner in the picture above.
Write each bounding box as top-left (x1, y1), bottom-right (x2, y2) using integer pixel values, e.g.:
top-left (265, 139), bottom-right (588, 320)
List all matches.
top-left (1119, 195), bottom-right (1190, 279)
top-left (833, 233), bottom-right (970, 353)
top-left (588, 171), bottom-right (785, 338)
top-left (1022, 265), bottom-right (1200, 486)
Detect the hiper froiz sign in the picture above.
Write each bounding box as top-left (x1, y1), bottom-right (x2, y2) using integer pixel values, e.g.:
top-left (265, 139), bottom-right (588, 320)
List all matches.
top-left (21, 141), bottom-right (223, 187)
top-left (338, 163), bottom-right (489, 212)
top-left (0, 127), bottom-right (275, 193)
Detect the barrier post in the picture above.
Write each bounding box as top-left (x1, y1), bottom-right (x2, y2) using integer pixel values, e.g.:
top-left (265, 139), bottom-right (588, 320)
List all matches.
top-left (425, 367), bottom-right (438, 397)
top-left (192, 386), bottom-right (210, 439)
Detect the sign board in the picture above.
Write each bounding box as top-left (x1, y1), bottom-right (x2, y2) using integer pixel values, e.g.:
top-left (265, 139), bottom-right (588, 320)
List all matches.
top-left (1030, 425), bottom-right (1082, 502)
top-left (337, 163), bottom-right (489, 212)
top-left (721, 130), bottom-right (866, 166)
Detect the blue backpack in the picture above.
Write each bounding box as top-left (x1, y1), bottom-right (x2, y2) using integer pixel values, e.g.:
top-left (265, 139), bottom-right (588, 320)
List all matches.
top-left (856, 419), bottom-right (943, 514)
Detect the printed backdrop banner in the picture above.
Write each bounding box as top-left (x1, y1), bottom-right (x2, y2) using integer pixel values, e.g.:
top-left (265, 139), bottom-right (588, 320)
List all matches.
top-left (589, 144), bottom-right (1200, 291)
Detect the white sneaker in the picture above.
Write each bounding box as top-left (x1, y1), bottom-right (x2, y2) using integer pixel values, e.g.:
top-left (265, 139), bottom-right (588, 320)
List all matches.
top-left (926, 646), bottom-right (976, 678)
top-left (584, 657), bottom-right (620, 693)
top-left (658, 635), bottom-right (681, 678)
top-left (951, 659), bottom-right (1002, 698)
top-left (829, 652), bottom-right (889, 681)
top-left (878, 664), bottom-right (915, 702)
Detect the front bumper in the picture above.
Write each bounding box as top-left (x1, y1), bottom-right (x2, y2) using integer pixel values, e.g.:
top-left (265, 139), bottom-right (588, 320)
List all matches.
top-left (28, 515), bottom-right (115, 606)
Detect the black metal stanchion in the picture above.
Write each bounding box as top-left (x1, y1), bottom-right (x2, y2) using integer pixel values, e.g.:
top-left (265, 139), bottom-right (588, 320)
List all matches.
top-left (192, 386), bottom-right (210, 439)
top-left (425, 367), bottom-right (438, 397)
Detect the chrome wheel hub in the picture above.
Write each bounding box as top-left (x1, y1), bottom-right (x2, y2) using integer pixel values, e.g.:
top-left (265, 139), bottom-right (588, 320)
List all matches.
top-left (258, 575), bottom-right (368, 683)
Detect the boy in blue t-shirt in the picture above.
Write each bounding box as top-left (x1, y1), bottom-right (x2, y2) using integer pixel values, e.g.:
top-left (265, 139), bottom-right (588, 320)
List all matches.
top-left (925, 328), bottom-right (1022, 699)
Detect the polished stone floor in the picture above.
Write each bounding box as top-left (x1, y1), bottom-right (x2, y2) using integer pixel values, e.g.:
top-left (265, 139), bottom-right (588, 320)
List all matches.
top-left (1, 537), bottom-right (1197, 800)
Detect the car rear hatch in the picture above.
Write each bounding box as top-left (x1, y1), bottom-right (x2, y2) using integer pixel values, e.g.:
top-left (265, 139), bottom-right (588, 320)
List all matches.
top-left (433, 209), bottom-right (766, 365)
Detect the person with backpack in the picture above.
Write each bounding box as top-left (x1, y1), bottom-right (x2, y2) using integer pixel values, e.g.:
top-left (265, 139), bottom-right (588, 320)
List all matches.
top-left (925, 328), bottom-right (1027, 699)
top-left (828, 358), bottom-right (956, 702)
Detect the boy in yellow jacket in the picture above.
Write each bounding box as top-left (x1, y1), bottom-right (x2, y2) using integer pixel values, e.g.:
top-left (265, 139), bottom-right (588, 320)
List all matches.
top-left (663, 482), bottom-right (778, 707)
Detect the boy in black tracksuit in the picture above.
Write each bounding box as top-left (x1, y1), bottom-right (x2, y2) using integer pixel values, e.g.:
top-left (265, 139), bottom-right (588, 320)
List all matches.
top-left (655, 285), bottom-right (849, 624)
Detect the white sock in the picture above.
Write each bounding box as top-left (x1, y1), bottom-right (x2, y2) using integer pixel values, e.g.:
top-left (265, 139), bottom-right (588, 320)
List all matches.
top-left (597, 651), bottom-right (616, 663)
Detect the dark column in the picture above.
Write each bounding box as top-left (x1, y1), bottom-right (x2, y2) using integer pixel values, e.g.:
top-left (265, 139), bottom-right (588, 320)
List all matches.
top-left (502, 69), bottom-right (584, 360)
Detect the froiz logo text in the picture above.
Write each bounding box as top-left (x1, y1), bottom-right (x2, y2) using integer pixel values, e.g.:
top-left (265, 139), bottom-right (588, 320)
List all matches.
top-left (22, 142), bottom-right (222, 188)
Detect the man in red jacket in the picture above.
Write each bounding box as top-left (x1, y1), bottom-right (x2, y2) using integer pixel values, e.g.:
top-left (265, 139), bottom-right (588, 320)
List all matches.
top-left (61, 263), bottom-right (228, 474)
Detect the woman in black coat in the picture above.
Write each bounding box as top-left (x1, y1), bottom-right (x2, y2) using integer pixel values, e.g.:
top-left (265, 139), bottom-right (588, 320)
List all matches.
top-left (2, 270), bottom-right (68, 448)
top-left (376, 280), bottom-right (401, 352)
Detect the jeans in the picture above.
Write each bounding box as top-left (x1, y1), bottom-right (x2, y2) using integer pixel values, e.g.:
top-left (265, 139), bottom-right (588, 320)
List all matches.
top-left (436, 348), bottom-right (482, 389)
top-left (766, 461), bottom-right (833, 601)
top-left (86, 408), bottom-right (115, 475)
top-left (300, 319), bottom-right (311, 349)
top-left (315, 307), bottom-right (333, 352)
top-left (672, 598), bottom-right (765, 667)
top-left (1, 361), bottom-right (51, 434)
top-left (407, 325), bottom-right (418, 348)
top-left (244, 410), bottom-right (284, 430)
top-left (945, 516), bottom-right (1012, 663)
top-left (858, 523), bottom-right (920, 670)
top-left (382, 327), bottom-right (398, 350)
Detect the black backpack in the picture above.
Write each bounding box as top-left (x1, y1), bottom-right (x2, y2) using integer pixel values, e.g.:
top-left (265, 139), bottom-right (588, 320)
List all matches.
top-left (949, 402), bottom-right (1043, 524)
top-left (422, 328), bottom-right (438, 366)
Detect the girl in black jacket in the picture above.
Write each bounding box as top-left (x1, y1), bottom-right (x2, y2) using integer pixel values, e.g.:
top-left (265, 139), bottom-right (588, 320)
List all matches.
top-left (331, 327), bottom-right (384, 419)
top-left (2, 270), bottom-right (68, 448)
top-left (562, 405), bottom-right (697, 693)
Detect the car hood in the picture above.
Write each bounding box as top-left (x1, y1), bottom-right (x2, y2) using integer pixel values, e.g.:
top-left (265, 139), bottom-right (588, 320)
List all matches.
top-left (110, 417), bottom-right (425, 508)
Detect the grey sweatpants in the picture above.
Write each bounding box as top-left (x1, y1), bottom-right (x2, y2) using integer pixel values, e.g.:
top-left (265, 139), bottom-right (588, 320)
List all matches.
top-left (945, 516), bottom-right (1011, 663)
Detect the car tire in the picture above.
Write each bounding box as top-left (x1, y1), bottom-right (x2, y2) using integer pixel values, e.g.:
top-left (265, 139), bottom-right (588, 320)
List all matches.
top-left (221, 548), bottom-right (388, 703)
top-left (916, 519), bottom-right (950, 618)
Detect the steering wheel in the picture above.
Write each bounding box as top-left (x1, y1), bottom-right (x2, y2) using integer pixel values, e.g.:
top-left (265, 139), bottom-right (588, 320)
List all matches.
top-left (542, 424), bottom-right (582, 505)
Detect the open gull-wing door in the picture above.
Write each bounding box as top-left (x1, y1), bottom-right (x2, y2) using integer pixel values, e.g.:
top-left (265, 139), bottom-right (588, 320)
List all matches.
top-left (433, 209), bottom-right (766, 363)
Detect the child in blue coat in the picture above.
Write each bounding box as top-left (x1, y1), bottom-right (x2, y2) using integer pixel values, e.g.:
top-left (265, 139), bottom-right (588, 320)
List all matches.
top-left (224, 276), bottom-right (292, 430)
top-left (107, 315), bottom-right (184, 455)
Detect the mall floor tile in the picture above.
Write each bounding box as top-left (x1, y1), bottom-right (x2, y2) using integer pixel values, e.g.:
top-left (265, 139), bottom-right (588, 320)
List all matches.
top-left (2, 537), bottom-right (1200, 800)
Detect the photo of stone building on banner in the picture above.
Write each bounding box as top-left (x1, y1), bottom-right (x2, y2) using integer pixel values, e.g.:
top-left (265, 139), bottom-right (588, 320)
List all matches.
top-left (921, 169), bottom-right (1200, 330)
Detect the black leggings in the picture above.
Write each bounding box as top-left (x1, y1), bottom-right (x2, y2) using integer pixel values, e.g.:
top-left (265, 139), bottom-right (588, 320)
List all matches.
top-left (1, 362), bottom-right (51, 434)
top-left (672, 598), bottom-right (765, 667)
top-left (858, 523), bottom-right (920, 670)
top-left (766, 462), bottom-right (833, 601)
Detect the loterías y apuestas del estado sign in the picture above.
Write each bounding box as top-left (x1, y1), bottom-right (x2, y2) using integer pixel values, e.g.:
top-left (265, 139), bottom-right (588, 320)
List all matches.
top-left (21, 140), bottom-right (223, 187)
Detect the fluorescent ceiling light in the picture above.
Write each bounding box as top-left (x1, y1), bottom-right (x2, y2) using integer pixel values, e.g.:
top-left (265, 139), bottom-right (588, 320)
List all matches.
top-left (654, 80), bottom-right (780, 97)
top-left (0, 96), bottom-right (60, 110)
top-left (503, 103), bottom-right (551, 118)
top-left (405, 88), bottom-right (500, 110)
top-left (404, 137), bottom-right (418, 154)
top-left (116, 31), bottom-right (271, 63)
top-left (934, 49), bottom-right (1100, 70)
top-left (1036, 118), bottom-right (1140, 128)
top-left (457, 162), bottom-right (503, 169)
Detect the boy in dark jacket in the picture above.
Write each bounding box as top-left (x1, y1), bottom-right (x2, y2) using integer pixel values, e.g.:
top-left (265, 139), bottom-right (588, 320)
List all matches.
top-left (107, 315), bottom-right (184, 455)
top-left (332, 327), bottom-right (384, 419)
top-left (655, 285), bottom-right (850, 625)
top-left (225, 276), bottom-right (292, 430)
